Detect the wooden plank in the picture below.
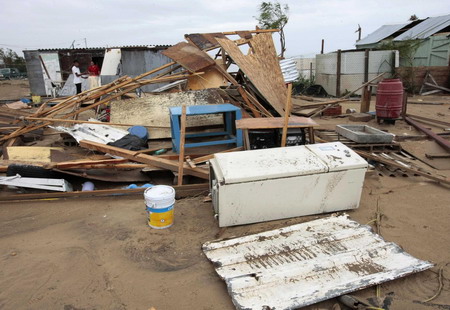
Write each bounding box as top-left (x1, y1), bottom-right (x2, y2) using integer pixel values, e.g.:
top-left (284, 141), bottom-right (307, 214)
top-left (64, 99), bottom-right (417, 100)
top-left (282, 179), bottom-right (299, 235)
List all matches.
top-left (426, 153), bottom-right (450, 159)
top-left (404, 116), bottom-right (450, 153)
top-left (185, 156), bottom-right (197, 168)
top-left (50, 158), bottom-right (128, 169)
top-left (356, 150), bottom-right (450, 185)
top-left (191, 147), bottom-right (244, 164)
top-left (162, 42), bottom-right (216, 72)
top-left (216, 33), bottom-right (287, 116)
top-left (360, 86), bottom-right (371, 113)
top-left (78, 140), bottom-right (209, 180)
top-left (185, 29), bottom-right (278, 50)
top-left (178, 105), bottom-right (187, 185)
top-left (407, 114), bottom-right (450, 127)
top-left (23, 117), bottom-right (170, 128)
top-left (424, 82), bottom-right (450, 93)
top-left (236, 116), bottom-right (318, 129)
top-left (0, 183), bottom-right (209, 202)
top-left (281, 84), bottom-right (293, 147)
top-left (0, 73), bottom-right (194, 142)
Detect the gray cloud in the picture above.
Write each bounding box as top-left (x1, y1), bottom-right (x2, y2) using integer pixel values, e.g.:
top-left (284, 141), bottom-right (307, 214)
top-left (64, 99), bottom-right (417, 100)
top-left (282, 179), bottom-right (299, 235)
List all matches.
top-left (0, 0), bottom-right (448, 57)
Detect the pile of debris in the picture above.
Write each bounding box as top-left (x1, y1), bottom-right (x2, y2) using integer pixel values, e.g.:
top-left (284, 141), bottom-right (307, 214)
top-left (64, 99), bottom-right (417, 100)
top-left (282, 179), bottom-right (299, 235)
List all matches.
top-left (0, 28), bottom-right (448, 310)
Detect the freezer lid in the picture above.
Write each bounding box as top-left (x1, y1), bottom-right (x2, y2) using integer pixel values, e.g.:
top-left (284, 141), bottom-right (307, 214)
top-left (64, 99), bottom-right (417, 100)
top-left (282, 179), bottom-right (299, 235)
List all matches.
top-left (212, 146), bottom-right (328, 184)
top-left (306, 142), bottom-right (368, 171)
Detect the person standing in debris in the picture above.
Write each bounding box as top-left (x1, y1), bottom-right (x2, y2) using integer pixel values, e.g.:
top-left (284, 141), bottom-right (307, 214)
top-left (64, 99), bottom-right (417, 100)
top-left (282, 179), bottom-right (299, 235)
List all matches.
top-left (87, 60), bottom-right (101, 90)
top-left (72, 60), bottom-right (87, 94)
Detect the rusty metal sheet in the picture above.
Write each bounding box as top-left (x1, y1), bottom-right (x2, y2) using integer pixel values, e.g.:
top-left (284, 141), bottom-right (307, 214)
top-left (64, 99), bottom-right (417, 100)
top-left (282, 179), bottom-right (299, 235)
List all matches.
top-left (185, 33), bottom-right (227, 50)
top-left (161, 42), bottom-right (215, 72)
top-left (203, 214), bottom-right (433, 310)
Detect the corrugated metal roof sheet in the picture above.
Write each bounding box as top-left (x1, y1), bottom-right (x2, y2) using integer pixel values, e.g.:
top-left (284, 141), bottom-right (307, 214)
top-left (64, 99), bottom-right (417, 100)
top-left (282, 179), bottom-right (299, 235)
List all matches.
top-left (394, 14), bottom-right (450, 40)
top-left (356, 23), bottom-right (410, 46)
top-left (34, 45), bottom-right (171, 52)
top-left (279, 58), bottom-right (299, 83)
top-left (203, 214), bottom-right (433, 310)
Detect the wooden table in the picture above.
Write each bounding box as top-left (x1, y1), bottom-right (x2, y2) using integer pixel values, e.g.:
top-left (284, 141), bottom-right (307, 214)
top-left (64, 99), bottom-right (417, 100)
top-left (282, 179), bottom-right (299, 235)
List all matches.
top-left (235, 116), bottom-right (319, 149)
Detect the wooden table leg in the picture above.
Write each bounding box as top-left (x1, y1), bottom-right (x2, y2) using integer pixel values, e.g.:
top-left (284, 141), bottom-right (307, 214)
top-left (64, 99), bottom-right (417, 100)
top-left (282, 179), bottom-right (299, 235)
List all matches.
top-left (243, 129), bottom-right (250, 150)
top-left (308, 127), bottom-right (315, 144)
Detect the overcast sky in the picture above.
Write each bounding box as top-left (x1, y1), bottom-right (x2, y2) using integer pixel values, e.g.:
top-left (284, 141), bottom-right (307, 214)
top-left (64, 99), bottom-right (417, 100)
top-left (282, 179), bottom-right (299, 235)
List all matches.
top-left (1, 0), bottom-right (449, 58)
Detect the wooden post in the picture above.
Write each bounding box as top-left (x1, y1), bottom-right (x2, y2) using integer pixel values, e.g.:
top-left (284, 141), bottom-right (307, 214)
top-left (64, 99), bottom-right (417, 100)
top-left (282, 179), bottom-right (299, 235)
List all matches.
top-left (336, 49), bottom-right (342, 97)
top-left (364, 49), bottom-right (369, 83)
top-left (321, 39), bottom-right (324, 54)
top-left (360, 85), bottom-right (371, 113)
top-left (177, 105), bottom-right (187, 185)
top-left (401, 90), bottom-right (408, 117)
top-left (281, 83), bottom-right (293, 147)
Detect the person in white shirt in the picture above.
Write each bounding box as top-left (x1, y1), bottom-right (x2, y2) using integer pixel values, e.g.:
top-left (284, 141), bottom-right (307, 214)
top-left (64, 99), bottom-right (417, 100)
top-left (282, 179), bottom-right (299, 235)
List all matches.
top-left (71, 60), bottom-right (87, 94)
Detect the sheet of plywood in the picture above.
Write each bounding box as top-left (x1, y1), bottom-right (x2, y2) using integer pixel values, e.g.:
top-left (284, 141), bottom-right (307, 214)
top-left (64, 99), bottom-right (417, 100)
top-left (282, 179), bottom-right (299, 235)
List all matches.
top-left (216, 33), bottom-right (287, 116)
top-left (162, 42), bottom-right (215, 72)
top-left (186, 61), bottom-right (228, 90)
top-left (5, 147), bottom-right (64, 163)
top-left (110, 89), bottom-right (224, 139)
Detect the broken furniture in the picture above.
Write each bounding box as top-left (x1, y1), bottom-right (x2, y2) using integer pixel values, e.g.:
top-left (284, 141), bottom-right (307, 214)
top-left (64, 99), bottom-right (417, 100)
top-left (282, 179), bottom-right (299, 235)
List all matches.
top-left (169, 104), bottom-right (243, 153)
top-left (203, 214), bottom-right (433, 310)
top-left (419, 71), bottom-right (450, 95)
top-left (0, 175), bottom-right (72, 192)
top-left (235, 116), bottom-right (318, 150)
top-left (336, 125), bottom-right (395, 144)
top-left (209, 142), bottom-right (368, 227)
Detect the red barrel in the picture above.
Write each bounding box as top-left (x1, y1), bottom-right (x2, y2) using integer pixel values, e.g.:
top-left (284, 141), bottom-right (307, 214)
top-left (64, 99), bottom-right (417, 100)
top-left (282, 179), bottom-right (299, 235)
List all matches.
top-left (376, 79), bottom-right (403, 119)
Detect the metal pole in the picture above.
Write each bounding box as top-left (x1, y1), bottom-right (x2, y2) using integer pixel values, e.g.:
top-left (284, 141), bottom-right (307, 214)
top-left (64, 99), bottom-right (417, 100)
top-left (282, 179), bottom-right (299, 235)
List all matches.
top-left (321, 39), bottom-right (324, 54)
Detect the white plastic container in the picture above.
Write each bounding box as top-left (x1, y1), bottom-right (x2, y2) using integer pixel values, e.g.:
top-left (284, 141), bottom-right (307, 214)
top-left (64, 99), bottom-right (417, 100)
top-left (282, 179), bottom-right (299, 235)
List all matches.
top-left (144, 185), bottom-right (175, 229)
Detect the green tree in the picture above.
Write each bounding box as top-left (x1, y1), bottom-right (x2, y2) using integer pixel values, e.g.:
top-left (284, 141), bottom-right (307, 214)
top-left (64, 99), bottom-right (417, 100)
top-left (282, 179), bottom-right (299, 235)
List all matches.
top-left (255, 1), bottom-right (289, 58)
top-left (0, 48), bottom-right (26, 71)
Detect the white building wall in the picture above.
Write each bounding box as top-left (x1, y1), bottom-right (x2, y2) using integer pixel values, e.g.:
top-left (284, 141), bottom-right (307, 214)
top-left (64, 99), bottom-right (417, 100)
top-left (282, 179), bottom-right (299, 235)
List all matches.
top-left (315, 50), bottom-right (397, 96)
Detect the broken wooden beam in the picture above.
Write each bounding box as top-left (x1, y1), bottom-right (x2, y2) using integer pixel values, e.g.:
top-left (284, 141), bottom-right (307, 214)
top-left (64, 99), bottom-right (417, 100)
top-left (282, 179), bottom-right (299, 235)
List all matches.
top-left (356, 150), bottom-right (450, 185)
top-left (78, 140), bottom-right (209, 180)
top-left (0, 183), bottom-right (209, 202)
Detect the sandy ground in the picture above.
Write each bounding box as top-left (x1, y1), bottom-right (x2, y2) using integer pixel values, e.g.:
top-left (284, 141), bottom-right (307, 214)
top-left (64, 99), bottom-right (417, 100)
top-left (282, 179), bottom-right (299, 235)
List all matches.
top-left (0, 174), bottom-right (449, 310)
top-left (0, 79), bottom-right (30, 101)
top-left (0, 84), bottom-right (449, 309)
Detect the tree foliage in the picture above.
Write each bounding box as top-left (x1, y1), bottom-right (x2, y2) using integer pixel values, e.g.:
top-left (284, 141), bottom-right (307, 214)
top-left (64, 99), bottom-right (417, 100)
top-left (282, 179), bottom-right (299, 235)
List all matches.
top-left (0, 48), bottom-right (26, 71)
top-left (255, 1), bottom-right (289, 58)
top-left (409, 14), bottom-right (419, 21)
top-left (378, 39), bottom-right (421, 93)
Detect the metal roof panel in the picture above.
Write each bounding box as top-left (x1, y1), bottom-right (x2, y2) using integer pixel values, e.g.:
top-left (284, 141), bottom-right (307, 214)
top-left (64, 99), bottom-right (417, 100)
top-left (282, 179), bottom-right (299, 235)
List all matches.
top-left (394, 14), bottom-right (450, 40)
top-left (203, 214), bottom-right (433, 310)
top-left (356, 23), bottom-right (410, 46)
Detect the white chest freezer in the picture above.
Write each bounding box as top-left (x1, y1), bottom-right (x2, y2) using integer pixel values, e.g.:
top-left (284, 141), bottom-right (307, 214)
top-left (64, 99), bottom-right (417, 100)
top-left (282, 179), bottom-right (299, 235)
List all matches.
top-left (209, 142), bottom-right (368, 227)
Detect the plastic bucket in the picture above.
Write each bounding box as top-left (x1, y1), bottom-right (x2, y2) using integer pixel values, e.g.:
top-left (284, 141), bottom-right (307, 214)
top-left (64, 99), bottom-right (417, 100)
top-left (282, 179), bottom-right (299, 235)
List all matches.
top-left (32, 96), bottom-right (41, 104)
top-left (144, 185), bottom-right (175, 229)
